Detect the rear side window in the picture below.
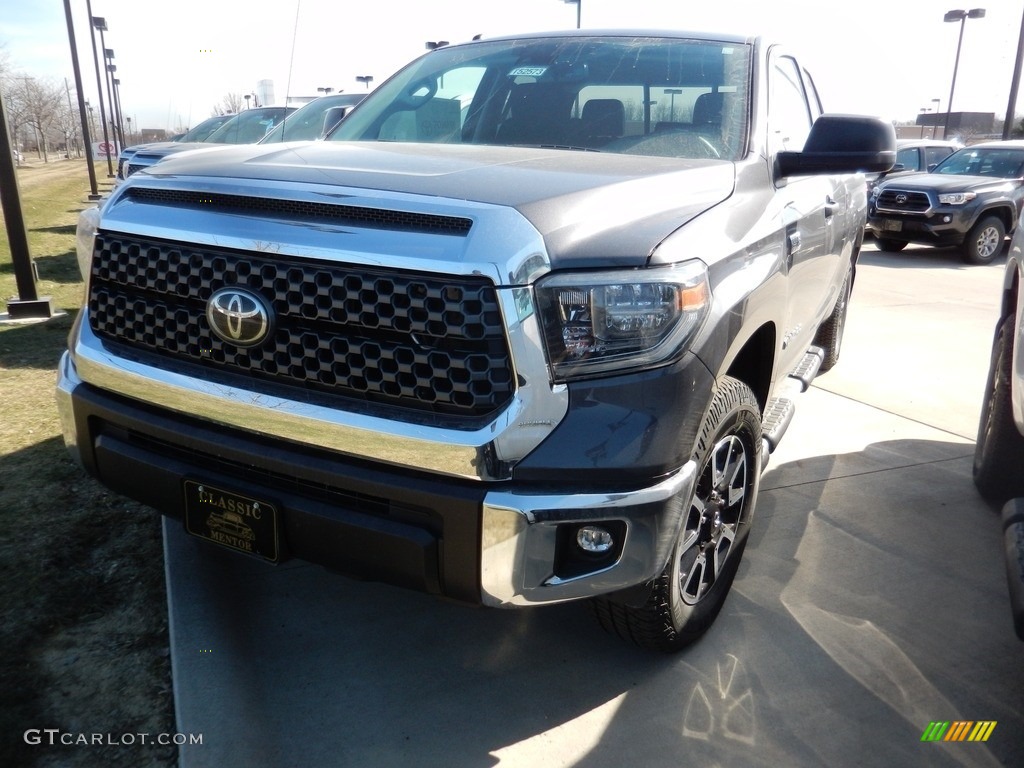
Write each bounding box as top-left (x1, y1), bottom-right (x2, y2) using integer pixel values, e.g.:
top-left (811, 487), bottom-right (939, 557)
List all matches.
top-left (896, 147), bottom-right (923, 171)
top-left (924, 146), bottom-right (955, 169)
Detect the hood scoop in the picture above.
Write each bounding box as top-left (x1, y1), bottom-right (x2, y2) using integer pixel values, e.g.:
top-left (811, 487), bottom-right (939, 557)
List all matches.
top-left (124, 187), bottom-right (473, 236)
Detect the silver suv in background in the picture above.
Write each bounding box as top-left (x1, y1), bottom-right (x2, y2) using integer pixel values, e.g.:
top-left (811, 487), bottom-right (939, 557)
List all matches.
top-left (260, 93), bottom-right (364, 143)
top-left (115, 106), bottom-right (297, 184)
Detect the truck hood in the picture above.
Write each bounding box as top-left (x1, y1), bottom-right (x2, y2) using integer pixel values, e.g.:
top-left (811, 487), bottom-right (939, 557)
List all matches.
top-left (142, 141), bottom-right (736, 267)
top-left (129, 141), bottom-right (223, 160)
top-left (879, 172), bottom-right (1022, 195)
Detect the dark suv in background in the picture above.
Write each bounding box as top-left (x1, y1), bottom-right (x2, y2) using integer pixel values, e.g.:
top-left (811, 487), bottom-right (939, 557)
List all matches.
top-left (865, 138), bottom-right (958, 199)
top-left (867, 141), bottom-right (1024, 264)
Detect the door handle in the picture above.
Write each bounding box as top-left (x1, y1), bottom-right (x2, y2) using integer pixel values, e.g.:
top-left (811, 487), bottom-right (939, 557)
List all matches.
top-left (788, 229), bottom-right (802, 252)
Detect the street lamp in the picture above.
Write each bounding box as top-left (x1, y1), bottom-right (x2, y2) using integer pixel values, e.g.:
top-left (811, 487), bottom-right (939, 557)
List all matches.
top-left (126, 115), bottom-right (132, 145)
top-left (60, 0), bottom-right (99, 197)
top-left (943, 8), bottom-right (986, 139)
top-left (244, 94), bottom-right (251, 110)
top-left (317, 87), bottom-right (334, 95)
top-left (105, 48), bottom-right (124, 146)
top-left (425, 41), bottom-right (449, 50)
top-left (563, 0), bottom-right (581, 29)
top-left (920, 107), bottom-right (935, 139)
top-left (89, 13), bottom-right (115, 176)
top-left (112, 75), bottom-right (124, 146)
top-left (107, 59), bottom-right (125, 149)
top-left (356, 75), bottom-right (374, 90)
top-left (664, 88), bottom-right (682, 122)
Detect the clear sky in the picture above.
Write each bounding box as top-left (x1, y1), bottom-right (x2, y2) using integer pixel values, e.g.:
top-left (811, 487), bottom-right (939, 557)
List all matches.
top-left (4, 0), bottom-right (1024, 133)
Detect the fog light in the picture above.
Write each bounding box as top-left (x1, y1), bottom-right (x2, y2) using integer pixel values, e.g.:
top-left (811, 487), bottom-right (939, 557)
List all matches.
top-left (576, 525), bottom-right (615, 554)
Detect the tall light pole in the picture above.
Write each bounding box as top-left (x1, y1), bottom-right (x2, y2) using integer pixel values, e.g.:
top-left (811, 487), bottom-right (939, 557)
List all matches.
top-left (1004, 6), bottom-right (1024, 139)
top-left (943, 8), bottom-right (986, 140)
top-left (60, 0), bottom-right (97, 196)
top-left (356, 75), bottom-right (374, 90)
top-left (85, 101), bottom-right (96, 137)
top-left (88, 11), bottom-right (114, 176)
top-left (97, 35), bottom-right (116, 151)
top-left (106, 50), bottom-right (125, 149)
top-left (317, 87), bottom-right (334, 95)
top-left (664, 88), bottom-right (682, 122)
top-left (563, 0), bottom-right (581, 28)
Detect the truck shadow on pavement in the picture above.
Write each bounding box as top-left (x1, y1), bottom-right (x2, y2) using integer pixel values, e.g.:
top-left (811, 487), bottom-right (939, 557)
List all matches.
top-left (860, 241), bottom-right (1009, 270)
top-left (167, 438), bottom-right (1023, 768)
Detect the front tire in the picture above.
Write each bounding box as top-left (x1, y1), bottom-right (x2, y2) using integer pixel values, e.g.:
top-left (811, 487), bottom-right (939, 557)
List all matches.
top-left (876, 238), bottom-right (907, 253)
top-left (593, 377), bottom-right (762, 652)
top-left (962, 216), bottom-right (1005, 265)
top-left (974, 314), bottom-right (1024, 501)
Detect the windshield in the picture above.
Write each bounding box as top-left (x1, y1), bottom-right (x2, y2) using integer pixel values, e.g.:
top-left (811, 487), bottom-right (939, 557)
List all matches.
top-left (330, 35), bottom-right (751, 161)
top-left (934, 147), bottom-right (1024, 178)
top-left (206, 108), bottom-right (295, 144)
top-left (261, 95), bottom-right (364, 143)
top-left (177, 115), bottom-right (234, 142)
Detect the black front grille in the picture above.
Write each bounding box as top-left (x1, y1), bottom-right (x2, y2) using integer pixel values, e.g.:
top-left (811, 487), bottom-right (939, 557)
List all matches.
top-left (88, 232), bottom-right (514, 419)
top-left (876, 189), bottom-right (930, 213)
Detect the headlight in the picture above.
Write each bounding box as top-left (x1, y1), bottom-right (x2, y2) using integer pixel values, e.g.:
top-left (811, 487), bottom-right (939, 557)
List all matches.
top-left (938, 192), bottom-right (976, 205)
top-left (535, 260), bottom-right (711, 381)
top-left (75, 205), bottom-right (100, 282)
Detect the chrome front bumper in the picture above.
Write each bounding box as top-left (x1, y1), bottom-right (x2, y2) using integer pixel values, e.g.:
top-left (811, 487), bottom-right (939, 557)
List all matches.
top-left (480, 463), bottom-right (696, 606)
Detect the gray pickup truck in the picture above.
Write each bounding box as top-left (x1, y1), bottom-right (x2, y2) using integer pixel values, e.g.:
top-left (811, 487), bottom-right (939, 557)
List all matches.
top-left (58, 30), bottom-right (893, 652)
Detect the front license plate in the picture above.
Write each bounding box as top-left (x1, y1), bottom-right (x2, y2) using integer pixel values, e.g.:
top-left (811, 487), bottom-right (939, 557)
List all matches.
top-left (184, 481), bottom-right (280, 562)
top-left (883, 219), bottom-right (903, 232)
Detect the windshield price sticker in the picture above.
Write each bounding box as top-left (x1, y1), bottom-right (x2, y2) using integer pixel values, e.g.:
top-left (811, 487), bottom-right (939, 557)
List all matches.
top-left (508, 66), bottom-right (548, 77)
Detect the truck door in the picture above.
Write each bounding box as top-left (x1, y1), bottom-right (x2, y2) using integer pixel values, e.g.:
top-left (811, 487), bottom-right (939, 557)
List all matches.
top-left (768, 52), bottom-right (843, 366)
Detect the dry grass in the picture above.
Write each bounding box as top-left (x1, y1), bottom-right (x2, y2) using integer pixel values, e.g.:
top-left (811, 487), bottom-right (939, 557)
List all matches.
top-left (1, 159), bottom-right (176, 767)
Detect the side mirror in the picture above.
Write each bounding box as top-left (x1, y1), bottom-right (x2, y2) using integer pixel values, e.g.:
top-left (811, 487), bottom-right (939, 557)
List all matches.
top-left (777, 115), bottom-right (896, 177)
top-left (321, 107), bottom-right (350, 137)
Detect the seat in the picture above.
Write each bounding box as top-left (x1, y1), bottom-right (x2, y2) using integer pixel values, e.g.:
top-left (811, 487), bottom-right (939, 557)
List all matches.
top-left (496, 86), bottom-right (569, 146)
top-left (580, 99), bottom-right (625, 146)
top-left (692, 92), bottom-right (723, 128)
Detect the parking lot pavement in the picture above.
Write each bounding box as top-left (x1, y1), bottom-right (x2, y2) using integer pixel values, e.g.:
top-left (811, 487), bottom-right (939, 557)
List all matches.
top-left (165, 242), bottom-right (1024, 768)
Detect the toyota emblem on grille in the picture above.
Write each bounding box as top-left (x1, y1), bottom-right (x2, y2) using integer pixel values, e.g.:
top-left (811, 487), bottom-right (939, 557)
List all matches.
top-left (895, 193), bottom-right (908, 204)
top-left (207, 288), bottom-right (272, 347)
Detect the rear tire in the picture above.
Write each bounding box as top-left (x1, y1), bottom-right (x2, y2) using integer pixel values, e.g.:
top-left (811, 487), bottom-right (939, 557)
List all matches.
top-left (592, 377), bottom-right (762, 652)
top-left (814, 262), bottom-right (853, 372)
top-left (973, 314), bottom-right (1024, 501)
top-left (962, 216), bottom-right (1005, 265)
top-left (876, 238), bottom-right (907, 253)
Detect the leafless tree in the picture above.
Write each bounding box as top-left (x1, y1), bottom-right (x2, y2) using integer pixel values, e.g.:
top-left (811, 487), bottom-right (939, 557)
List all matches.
top-left (55, 81), bottom-right (82, 157)
top-left (211, 93), bottom-right (243, 117)
top-left (8, 75), bottom-right (64, 162)
top-left (222, 92), bottom-right (242, 115)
